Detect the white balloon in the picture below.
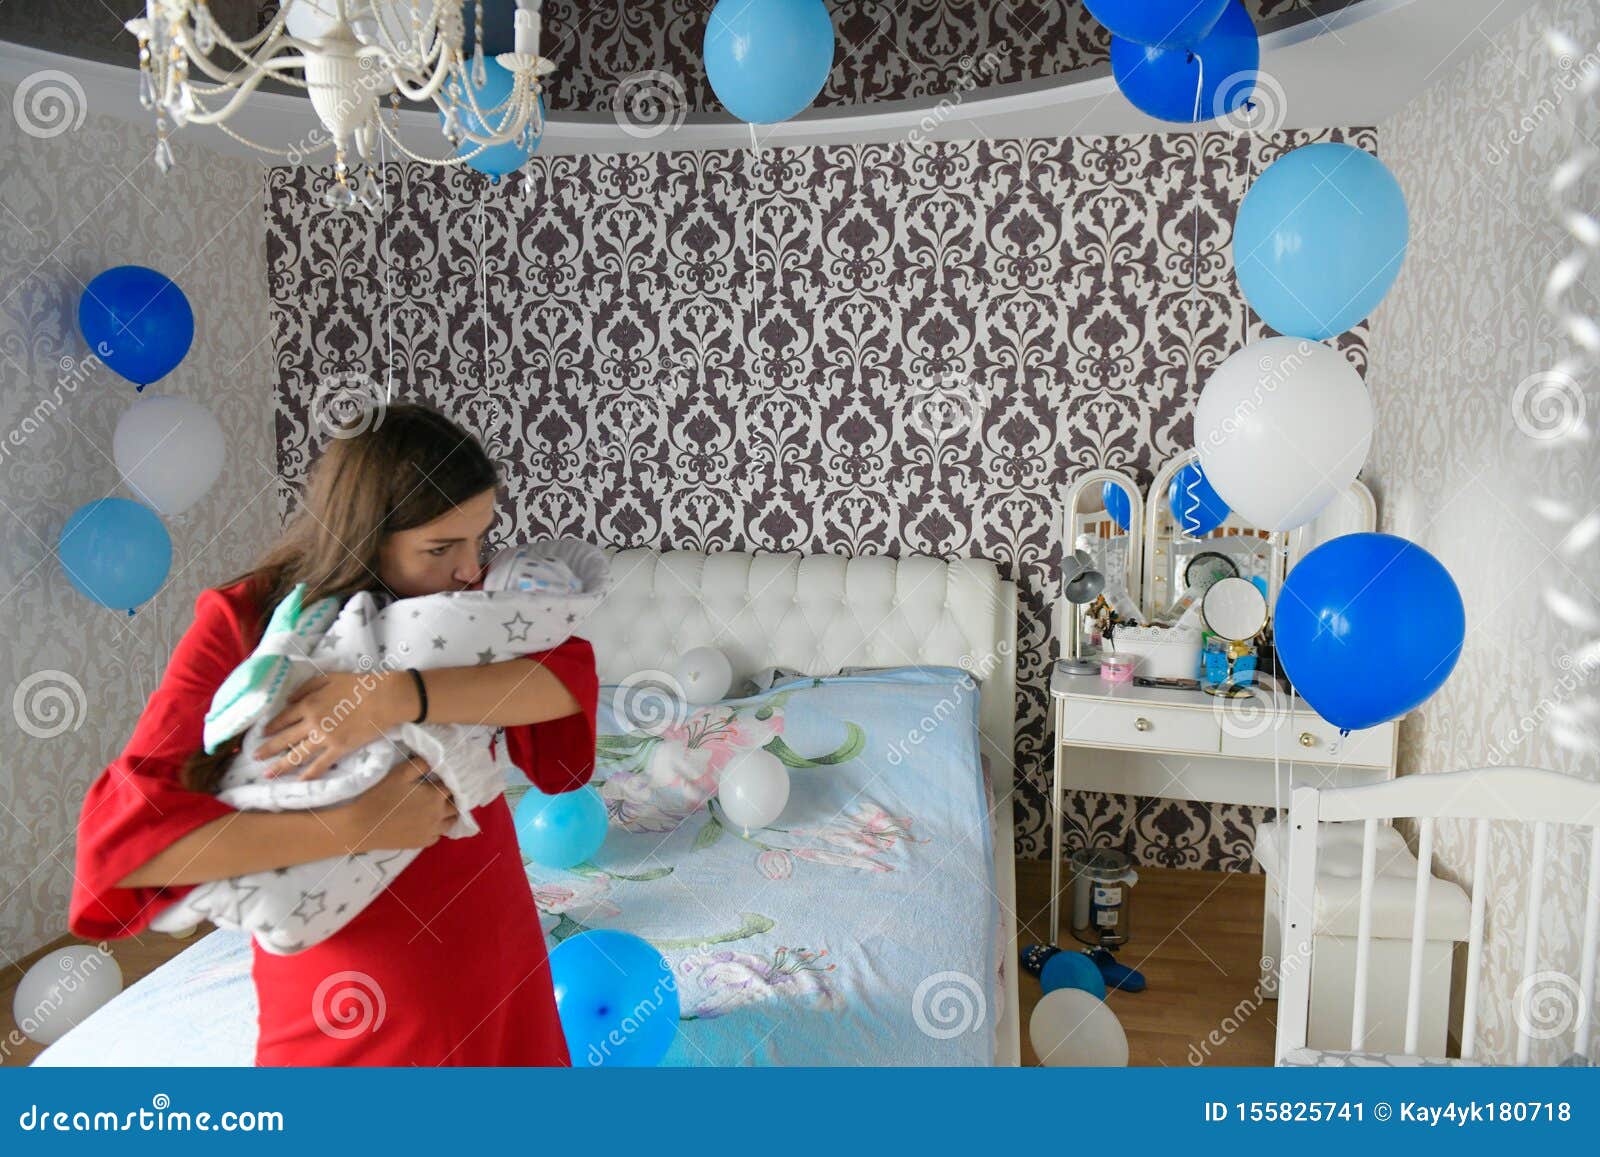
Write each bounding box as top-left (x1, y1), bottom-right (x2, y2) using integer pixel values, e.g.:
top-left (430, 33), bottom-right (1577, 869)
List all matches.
top-left (718, 748), bottom-right (790, 831)
top-left (114, 395), bottom-right (225, 515)
top-left (672, 646), bottom-right (733, 705)
top-left (1193, 337), bottom-right (1373, 531)
top-left (283, 0), bottom-right (344, 40)
top-left (1028, 988), bottom-right (1128, 1067)
top-left (13, 945), bottom-right (123, 1045)
top-left (351, 1), bottom-right (415, 47)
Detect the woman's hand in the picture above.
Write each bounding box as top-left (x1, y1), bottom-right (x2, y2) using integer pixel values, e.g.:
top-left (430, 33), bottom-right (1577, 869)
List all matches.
top-left (257, 669), bottom-right (420, 780)
top-left (335, 755), bottom-right (457, 853)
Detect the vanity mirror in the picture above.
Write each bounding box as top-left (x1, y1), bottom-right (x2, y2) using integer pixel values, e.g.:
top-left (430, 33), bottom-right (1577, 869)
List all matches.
top-left (1056, 469), bottom-right (1143, 672)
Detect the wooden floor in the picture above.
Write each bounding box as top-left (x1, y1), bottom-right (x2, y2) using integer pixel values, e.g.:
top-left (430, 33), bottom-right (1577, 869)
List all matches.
top-left (1014, 861), bottom-right (1275, 1066)
top-left (0, 924), bottom-right (211, 1068)
top-left (4, 864), bottom-right (1272, 1067)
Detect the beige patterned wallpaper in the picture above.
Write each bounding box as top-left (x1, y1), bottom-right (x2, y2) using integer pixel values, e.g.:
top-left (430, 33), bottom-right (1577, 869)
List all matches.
top-left (0, 84), bottom-right (277, 967)
top-left (1366, 0), bottom-right (1599, 1064)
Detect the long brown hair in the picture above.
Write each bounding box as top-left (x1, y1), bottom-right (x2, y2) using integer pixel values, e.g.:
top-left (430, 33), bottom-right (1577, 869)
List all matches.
top-left (182, 403), bottom-right (500, 791)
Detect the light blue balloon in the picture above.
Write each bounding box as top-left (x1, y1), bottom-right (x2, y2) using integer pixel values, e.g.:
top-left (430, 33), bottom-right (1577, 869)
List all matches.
top-left (444, 57), bottom-right (542, 180)
top-left (57, 497), bottom-right (171, 612)
top-left (1233, 142), bottom-right (1409, 340)
top-left (513, 783), bottom-right (608, 869)
top-left (550, 930), bottom-right (679, 1066)
top-left (704, 0), bottom-right (835, 125)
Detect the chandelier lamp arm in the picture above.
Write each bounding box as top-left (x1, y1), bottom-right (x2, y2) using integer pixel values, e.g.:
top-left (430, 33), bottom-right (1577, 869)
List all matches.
top-left (374, 112), bottom-right (490, 167)
top-left (172, 60), bottom-right (294, 126)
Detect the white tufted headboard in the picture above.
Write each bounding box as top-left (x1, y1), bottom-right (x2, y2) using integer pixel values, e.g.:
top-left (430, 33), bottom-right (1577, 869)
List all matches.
top-left (581, 545), bottom-right (1023, 1064)
top-left (580, 547), bottom-right (1018, 798)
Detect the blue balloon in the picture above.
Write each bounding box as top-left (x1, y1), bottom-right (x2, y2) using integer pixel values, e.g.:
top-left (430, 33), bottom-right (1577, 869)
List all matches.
top-left (445, 57), bottom-right (542, 180)
top-left (514, 783), bottom-right (608, 869)
top-left (1086, 0), bottom-right (1228, 48)
top-left (1102, 482), bottom-right (1133, 532)
top-left (704, 0), bottom-right (835, 125)
top-left (1168, 461), bottom-right (1230, 537)
top-left (1110, 0), bottom-right (1258, 124)
top-left (1275, 533), bottom-right (1464, 732)
top-left (550, 930), bottom-right (679, 1067)
top-left (77, 266), bottom-right (194, 389)
top-left (1042, 950), bottom-right (1109, 1000)
top-left (57, 498), bottom-right (171, 612)
top-left (1233, 142), bottom-right (1409, 340)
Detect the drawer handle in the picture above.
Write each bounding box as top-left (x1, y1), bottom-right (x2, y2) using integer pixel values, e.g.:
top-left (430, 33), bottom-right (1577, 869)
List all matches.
top-left (1134, 717), bottom-right (1152, 732)
top-left (1299, 731), bottom-right (1317, 748)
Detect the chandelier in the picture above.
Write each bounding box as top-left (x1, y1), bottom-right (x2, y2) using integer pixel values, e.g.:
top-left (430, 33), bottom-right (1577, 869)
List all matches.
top-left (125, 1), bottom-right (555, 206)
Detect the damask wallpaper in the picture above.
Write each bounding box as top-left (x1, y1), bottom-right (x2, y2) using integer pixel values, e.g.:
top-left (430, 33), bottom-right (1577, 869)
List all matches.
top-left (532, 0), bottom-right (1312, 113)
top-left (0, 89), bottom-right (277, 967)
top-left (265, 124), bottom-right (1374, 871)
top-left (1364, 0), bottom-right (1600, 1065)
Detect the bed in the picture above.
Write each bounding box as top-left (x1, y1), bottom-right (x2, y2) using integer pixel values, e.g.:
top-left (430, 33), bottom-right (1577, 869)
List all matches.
top-left (35, 547), bottom-right (1021, 1067)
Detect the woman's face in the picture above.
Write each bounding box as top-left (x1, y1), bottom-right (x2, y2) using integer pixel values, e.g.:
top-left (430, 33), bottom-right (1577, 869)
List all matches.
top-left (376, 488), bottom-right (496, 598)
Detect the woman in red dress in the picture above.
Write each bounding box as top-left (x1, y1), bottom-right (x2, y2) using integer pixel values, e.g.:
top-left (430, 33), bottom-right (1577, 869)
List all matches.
top-left (68, 404), bottom-right (598, 1066)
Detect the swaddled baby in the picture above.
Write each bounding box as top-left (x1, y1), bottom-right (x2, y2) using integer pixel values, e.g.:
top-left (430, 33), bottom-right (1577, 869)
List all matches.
top-left (150, 538), bottom-right (612, 954)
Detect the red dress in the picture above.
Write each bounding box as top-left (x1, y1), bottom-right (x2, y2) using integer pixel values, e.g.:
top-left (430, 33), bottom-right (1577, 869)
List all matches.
top-left (68, 579), bottom-right (599, 1067)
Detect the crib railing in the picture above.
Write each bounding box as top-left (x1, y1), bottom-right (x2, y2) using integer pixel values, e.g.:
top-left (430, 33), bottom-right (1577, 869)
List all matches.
top-left (1275, 766), bottom-right (1600, 1064)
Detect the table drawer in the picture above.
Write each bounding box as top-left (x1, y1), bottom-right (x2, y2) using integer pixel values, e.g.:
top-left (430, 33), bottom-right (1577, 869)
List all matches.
top-left (1060, 700), bottom-right (1220, 755)
top-left (1290, 713), bottom-right (1394, 767)
top-left (1218, 709), bottom-right (1298, 760)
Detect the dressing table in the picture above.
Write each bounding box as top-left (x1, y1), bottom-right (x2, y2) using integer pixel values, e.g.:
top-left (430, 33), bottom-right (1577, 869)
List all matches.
top-left (1048, 459), bottom-right (1396, 945)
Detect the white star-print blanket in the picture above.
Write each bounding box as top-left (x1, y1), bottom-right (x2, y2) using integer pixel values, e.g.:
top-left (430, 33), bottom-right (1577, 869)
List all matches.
top-left (149, 538), bottom-right (612, 954)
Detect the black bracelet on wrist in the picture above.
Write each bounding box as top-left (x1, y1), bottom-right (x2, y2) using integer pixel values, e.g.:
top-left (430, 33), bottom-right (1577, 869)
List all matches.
top-left (406, 668), bottom-right (428, 724)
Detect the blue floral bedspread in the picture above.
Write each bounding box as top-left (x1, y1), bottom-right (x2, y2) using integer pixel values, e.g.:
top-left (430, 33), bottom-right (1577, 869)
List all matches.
top-left (35, 669), bottom-right (999, 1067)
top-left (522, 666), bottom-right (1000, 1066)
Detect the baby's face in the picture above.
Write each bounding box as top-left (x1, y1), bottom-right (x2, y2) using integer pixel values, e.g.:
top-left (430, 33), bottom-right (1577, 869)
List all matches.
top-left (377, 489), bottom-right (496, 598)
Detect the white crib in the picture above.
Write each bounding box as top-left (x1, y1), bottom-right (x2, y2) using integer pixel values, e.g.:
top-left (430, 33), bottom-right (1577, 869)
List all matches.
top-left (1275, 766), bottom-right (1600, 1066)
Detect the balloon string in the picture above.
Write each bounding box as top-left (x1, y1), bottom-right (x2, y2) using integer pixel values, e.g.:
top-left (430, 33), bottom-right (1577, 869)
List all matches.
top-left (1190, 51), bottom-right (1205, 297)
top-left (479, 196), bottom-right (489, 395)
top-left (380, 130), bottom-right (395, 404)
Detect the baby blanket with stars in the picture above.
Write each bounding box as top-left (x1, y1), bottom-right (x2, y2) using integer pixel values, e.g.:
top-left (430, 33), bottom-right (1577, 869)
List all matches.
top-left (149, 538), bottom-right (612, 954)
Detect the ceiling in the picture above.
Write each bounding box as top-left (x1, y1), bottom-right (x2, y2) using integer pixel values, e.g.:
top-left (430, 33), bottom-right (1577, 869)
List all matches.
top-left (0, 0), bottom-right (1538, 157)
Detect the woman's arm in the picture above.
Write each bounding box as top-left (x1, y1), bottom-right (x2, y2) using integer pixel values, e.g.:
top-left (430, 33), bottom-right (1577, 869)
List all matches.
top-left (256, 654), bottom-right (582, 780)
top-left (116, 755), bottom-right (457, 887)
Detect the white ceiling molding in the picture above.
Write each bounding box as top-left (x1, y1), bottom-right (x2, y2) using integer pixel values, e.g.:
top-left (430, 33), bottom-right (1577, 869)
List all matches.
top-left (0, 0), bottom-right (1533, 163)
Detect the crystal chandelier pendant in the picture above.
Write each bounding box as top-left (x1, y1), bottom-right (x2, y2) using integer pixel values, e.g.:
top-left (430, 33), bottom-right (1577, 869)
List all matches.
top-left (154, 117), bottom-right (174, 175)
